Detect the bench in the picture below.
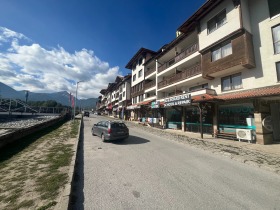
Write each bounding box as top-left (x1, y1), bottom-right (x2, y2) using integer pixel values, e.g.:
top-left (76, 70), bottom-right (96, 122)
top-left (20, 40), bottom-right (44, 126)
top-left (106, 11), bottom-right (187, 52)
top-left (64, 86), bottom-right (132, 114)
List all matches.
top-left (215, 131), bottom-right (237, 140)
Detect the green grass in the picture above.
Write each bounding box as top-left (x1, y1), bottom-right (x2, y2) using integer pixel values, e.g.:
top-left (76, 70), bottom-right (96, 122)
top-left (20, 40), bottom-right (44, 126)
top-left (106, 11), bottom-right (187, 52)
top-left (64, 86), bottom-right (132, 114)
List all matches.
top-left (0, 119), bottom-right (79, 209)
top-left (36, 173), bottom-right (68, 200)
top-left (37, 201), bottom-right (57, 210)
top-left (70, 120), bottom-right (80, 138)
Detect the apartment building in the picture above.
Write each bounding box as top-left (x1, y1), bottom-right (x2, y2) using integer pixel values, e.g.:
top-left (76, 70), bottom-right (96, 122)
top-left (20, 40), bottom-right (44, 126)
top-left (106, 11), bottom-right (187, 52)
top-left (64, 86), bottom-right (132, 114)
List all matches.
top-left (98, 0), bottom-right (280, 144)
top-left (118, 74), bottom-right (132, 120)
top-left (125, 48), bottom-right (157, 121)
top-left (154, 0), bottom-right (280, 144)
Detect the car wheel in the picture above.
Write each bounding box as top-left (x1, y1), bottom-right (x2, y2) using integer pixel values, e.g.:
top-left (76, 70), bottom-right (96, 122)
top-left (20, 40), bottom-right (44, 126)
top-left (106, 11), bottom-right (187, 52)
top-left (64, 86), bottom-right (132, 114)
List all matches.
top-left (101, 133), bottom-right (105, 142)
top-left (92, 130), bottom-right (96, 136)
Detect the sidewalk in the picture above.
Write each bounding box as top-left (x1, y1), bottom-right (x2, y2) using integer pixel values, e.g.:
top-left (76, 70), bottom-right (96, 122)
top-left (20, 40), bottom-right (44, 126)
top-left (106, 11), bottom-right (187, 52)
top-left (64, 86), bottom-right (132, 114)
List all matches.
top-left (127, 120), bottom-right (280, 175)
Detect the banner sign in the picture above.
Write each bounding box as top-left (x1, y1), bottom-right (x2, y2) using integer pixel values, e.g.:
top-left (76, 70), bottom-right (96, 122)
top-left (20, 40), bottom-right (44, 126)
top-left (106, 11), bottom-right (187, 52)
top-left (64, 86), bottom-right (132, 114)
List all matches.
top-left (127, 105), bottom-right (141, 110)
top-left (151, 101), bottom-right (160, 109)
top-left (164, 94), bottom-right (191, 107)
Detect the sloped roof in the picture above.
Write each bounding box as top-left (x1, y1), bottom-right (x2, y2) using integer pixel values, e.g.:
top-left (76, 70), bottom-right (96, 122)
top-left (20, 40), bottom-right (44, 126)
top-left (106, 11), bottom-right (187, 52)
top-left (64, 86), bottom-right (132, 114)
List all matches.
top-left (125, 48), bottom-right (156, 69)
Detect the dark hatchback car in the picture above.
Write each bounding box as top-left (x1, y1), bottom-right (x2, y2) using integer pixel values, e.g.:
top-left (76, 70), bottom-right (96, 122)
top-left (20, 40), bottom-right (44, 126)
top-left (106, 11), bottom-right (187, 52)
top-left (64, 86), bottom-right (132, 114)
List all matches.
top-left (84, 111), bottom-right (90, 117)
top-left (92, 121), bottom-right (129, 141)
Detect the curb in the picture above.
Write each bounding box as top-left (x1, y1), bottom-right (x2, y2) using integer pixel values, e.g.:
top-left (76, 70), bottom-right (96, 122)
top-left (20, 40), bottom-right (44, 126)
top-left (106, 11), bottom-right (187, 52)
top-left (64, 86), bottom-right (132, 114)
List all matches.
top-left (54, 118), bottom-right (83, 210)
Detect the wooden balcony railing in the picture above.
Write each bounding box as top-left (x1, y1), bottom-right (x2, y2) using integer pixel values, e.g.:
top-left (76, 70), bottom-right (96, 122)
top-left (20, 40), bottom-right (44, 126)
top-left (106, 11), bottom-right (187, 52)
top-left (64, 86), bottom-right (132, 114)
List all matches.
top-left (144, 80), bottom-right (156, 90)
top-left (158, 42), bottom-right (198, 73)
top-left (158, 64), bottom-right (201, 89)
top-left (145, 67), bottom-right (156, 77)
top-left (131, 89), bottom-right (145, 98)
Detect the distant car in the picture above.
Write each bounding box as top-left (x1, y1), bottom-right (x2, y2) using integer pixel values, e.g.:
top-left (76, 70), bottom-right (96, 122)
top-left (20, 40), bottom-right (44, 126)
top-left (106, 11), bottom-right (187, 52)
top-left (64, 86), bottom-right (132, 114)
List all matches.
top-left (92, 121), bottom-right (129, 141)
top-left (84, 111), bottom-right (90, 117)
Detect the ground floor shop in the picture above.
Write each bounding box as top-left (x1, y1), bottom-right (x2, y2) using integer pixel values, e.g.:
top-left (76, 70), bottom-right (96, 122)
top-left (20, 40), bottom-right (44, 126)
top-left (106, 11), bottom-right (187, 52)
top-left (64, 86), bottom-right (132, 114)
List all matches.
top-left (161, 93), bottom-right (280, 144)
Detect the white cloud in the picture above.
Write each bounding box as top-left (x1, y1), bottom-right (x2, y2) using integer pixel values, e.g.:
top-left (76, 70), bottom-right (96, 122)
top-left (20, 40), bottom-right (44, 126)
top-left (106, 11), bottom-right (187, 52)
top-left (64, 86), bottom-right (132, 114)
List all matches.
top-left (0, 27), bottom-right (122, 98)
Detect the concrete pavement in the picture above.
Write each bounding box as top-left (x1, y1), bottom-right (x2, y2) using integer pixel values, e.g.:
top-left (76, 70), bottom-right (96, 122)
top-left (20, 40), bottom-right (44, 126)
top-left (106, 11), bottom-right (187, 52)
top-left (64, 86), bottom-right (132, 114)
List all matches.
top-left (125, 120), bottom-right (280, 175)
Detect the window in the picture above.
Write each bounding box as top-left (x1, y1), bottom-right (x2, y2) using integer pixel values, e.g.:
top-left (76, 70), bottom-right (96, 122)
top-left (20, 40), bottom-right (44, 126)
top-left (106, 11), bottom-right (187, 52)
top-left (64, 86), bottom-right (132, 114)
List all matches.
top-left (133, 74), bottom-right (136, 81)
top-left (221, 73), bottom-right (242, 91)
top-left (123, 92), bottom-right (125, 97)
top-left (212, 42), bottom-right (232, 61)
top-left (138, 69), bottom-right (143, 77)
top-left (272, 25), bottom-right (280, 54)
top-left (268, 0), bottom-right (280, 18)
top-left (277, 62), bottom-right (280, 81)
top-left (138, 58), bottom-right (143, 65)
top-left (207, 10), bottom-right (226, 34)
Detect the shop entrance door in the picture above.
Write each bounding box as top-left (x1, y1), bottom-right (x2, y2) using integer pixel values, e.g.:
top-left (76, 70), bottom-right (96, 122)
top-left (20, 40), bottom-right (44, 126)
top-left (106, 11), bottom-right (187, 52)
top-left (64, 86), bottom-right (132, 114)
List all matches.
top-left (270, 103), bottom-right (280, 141)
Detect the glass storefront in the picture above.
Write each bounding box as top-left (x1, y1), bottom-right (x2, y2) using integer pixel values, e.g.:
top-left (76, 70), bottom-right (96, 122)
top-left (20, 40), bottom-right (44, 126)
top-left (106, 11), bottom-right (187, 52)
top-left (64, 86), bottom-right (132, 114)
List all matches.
top-left (218, 103), bottom-right (255, 132)
top-left (185, 103), bottom-right (213, 134)
top-left (166, 108), bottom-right (182, 129)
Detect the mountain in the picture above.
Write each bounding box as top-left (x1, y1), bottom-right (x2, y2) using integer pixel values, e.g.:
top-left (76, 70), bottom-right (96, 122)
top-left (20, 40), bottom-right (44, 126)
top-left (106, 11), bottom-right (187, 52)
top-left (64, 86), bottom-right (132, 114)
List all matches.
top-left (0, 82), bottom-right (98, 109)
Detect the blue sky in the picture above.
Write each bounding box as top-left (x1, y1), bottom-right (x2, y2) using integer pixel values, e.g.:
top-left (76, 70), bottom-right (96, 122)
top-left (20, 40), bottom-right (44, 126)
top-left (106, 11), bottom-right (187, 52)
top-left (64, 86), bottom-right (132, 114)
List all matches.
top-left (0, 0), bottom-right (206, 98)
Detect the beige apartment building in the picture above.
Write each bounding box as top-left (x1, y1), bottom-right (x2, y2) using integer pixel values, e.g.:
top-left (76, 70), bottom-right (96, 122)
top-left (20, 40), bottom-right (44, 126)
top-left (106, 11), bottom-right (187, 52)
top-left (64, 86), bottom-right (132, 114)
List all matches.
top-left (99, 0), bottom-right (280, 144)
top-left (152, 0), bottom-right (280, 144)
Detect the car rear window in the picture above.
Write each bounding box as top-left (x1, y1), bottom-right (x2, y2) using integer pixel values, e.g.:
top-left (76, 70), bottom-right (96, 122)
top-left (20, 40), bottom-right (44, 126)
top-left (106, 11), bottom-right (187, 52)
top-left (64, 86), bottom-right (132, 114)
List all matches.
top-left (111, 123), bottom-right (127, 128)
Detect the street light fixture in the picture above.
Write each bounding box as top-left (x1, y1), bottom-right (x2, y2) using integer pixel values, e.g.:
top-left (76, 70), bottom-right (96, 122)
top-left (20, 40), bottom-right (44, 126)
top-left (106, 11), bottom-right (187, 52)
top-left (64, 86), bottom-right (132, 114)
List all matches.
top-left (73, 81), bottom-right (83, 120)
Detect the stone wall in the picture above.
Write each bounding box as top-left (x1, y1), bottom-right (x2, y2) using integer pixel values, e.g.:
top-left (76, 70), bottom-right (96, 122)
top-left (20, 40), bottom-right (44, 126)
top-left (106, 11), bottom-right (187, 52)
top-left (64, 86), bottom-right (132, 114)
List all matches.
top-left (0, 115), bottom-right (66, 149)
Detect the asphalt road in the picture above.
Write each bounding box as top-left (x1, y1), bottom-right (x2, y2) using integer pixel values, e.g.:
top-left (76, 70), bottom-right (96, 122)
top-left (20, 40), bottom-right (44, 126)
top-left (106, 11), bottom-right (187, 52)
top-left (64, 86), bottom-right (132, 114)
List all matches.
top-left (72, 115), bottom-right (280, 210)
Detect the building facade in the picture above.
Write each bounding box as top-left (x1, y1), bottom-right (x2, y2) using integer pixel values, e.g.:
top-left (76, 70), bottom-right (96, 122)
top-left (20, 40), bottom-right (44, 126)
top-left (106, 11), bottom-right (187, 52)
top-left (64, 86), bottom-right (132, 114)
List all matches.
top-left (98, 0), bottom-right (280, 144)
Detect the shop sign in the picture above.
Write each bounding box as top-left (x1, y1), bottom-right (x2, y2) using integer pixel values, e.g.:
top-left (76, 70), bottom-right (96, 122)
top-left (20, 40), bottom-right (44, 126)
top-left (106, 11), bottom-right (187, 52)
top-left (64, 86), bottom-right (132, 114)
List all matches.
top-left (164, 94), bottom-right (191, 107)
top-left (219, 106), bottom-right (254, 114)
top-left (127, 105), bottom-right (141, 110)
top-left (151, 101), bottom-right (160, 109)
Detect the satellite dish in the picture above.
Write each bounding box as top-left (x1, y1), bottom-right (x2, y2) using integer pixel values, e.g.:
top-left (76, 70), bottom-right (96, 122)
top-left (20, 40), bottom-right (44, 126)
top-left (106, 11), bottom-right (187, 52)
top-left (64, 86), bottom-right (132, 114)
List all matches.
top-left (262, 116), bottom-right (273, 132)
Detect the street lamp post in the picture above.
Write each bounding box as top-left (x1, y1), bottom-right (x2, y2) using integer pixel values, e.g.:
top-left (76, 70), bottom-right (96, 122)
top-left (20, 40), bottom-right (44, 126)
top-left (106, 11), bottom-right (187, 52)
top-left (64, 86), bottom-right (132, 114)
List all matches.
top-left (73, 81), bottom-right (83, 120)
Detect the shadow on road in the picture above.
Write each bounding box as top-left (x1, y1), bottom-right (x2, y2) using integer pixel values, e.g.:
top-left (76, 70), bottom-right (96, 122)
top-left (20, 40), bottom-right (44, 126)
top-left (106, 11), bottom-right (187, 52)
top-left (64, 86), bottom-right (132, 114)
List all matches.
top-left (110, 135), bottom-right (150, 145)
top-left (69, 121), bottom-right (85, 210)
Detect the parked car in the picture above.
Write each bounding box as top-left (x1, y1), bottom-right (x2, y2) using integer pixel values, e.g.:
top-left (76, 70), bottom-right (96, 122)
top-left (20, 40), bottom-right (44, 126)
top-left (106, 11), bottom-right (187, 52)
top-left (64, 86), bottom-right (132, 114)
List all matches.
top-left (92, 121), bottom-right (129, 141)
top-left (84, 111), bottom-right (90, 117)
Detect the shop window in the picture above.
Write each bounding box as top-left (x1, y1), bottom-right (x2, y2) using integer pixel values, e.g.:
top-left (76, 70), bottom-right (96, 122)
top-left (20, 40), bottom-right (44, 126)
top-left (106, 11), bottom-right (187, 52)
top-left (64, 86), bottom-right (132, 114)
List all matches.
top-left (133, 74), bottom-right (136, 82)
top-left (219, 104), bottom-right (254, 128)
top-left (268, 0), bottom-right (280, 18)
top-left (221, 73), bottom-right (242, 91)
top-left (277, 62), bottom-right (280, 81)
top-left (272, 25), bottom-right (280, 54)
top-left (212, 41), bottom-right (232, 61)
top-left (207, 9), bottom-right (226, 34)
top-left (138, 69), bottom-right (143, 77)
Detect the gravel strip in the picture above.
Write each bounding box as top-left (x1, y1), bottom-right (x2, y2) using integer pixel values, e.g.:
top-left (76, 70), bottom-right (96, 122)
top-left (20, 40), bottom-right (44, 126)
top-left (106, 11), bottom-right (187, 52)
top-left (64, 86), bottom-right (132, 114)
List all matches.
top-left (0, 116), bottom-right (59, 129)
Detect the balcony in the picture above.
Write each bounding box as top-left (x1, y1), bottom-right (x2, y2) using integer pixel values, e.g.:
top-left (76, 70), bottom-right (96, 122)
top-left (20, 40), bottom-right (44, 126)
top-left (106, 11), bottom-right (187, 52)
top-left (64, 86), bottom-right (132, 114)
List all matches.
top-left (158, 43), bottom-right (198, 73)
top-left (158, 64), bottom-right (201, 89)
top-left (144, 80), bottom-right (156, 90)
top-left (131, 89), bottom-right (144, 98)
top-left (157, 90), bottom-right (183, 100)
top-left (202, 30), bottom-right (255, 79)
top-left (145, 67), bottom-right (156, 77)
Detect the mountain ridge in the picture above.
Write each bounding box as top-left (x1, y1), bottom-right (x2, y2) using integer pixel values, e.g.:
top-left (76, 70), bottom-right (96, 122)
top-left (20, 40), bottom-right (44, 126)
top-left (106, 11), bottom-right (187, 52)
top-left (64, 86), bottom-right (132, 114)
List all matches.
top-left (0, 82), bottom-right (98, 109)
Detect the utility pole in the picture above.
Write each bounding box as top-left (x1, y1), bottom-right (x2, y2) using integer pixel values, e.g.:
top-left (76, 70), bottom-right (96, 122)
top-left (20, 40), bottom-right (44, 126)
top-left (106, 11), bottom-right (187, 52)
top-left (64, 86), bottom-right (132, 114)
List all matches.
top-left (73, 81), bottom-right (83, 120)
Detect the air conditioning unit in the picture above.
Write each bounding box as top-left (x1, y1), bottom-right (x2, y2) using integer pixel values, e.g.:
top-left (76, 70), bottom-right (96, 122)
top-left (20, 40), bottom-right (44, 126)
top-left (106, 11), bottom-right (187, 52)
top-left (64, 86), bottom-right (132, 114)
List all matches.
top-left (236, 129), bottom-right (255, 143)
